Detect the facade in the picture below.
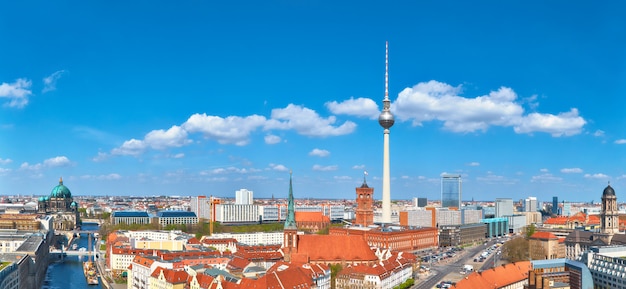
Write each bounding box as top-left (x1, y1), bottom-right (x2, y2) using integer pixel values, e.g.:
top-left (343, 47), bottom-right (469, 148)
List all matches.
top-left (111, 211), bottom-right (151, 225)
top-left (598, 184), bottom-right (619, 244)
top-left (417, 198), bottom-right (427, 207)
top-left (215, 204), bottom-right (258, 224)
top-left (525, 197), bottom-right (538, 212)
top-left (495, 198), bottom-right (514, 218)
top-left (37, 178), bottom-right (80, 230)
top-left (204, 232), bottom-right (284, 246)
top-left (189, 196), bottom-right (211, 220)
top-left (436, 209), bottom-right (462, 227)
top-left (155, 211), bottom-right (198, 228)
top-left (461, 209), bottom-right (483, 225)
top-left (529, 232), bottom-right (565, 260)
top-left (354, 177), bottom-right (374, 227)
top-left (441, 174), bottom-right (462, 208)
top-left (295, 211), bottom-right (330, 233)
top-left (439, 224), bottom-right (486, 247)
top-left (530, 259), bottom-right (594, 289)
top-left (399, 209), bottom-right (433, 228)
top-left (330, 226), bottom-right (438, 252)
top-left (235, 189), bottom-right (253, 205)
top-left (507, 214), bottom-right (528, 234)
top-left (335, 252), bottom-right (414, 289)
top-left (580, 245), bottom-right (626, 289)
top-left (482, 218), bottom-right (509, 238)
top-left (552, 196), bottom-right (559, 215)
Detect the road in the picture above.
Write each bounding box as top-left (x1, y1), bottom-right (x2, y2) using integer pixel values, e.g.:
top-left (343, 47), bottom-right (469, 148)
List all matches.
top-left (412, 239), bottom-right (500, 289)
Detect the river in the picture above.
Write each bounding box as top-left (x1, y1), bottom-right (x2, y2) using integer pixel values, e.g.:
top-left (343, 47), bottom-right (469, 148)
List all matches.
top-left (42, 222), bottom-right (103, 289)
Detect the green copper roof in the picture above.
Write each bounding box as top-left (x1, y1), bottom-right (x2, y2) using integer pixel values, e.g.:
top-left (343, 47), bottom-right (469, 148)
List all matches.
top-left (50, 177), bottom-right (72, 199)
top-left (284, 171), bottom-right (297, 230)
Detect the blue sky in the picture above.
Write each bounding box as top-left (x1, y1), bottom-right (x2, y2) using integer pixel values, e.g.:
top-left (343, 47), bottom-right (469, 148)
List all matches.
top-left (1, 1), bottom-right (625, 202)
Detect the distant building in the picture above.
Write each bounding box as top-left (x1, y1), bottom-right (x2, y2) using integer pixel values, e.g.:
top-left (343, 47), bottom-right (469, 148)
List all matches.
top-left (399, 208), bottom-right (433, 227)
top-left (354, 177), bottom-right (374, 227)
top-left (111, 211), bottom-right (150, 226)
top-left (155, 211), bottom-right (198, 228)
top-left (417, 197), bottom-right (427, 207)
top-left (529, 231), bottom-right (565, 260)
top-left (37, 177), bottom-right (80, 230)
top-left (481, 217), bottom-right (508, 238)
top-left (525, 197), bottom-right (538, 212)
top-left (461, 208), bottom-right (483, 225)
top-left (235, 189), bottom-right (253, 205)
top-left (439, 223), bottom-right (486, 247)
top-left (580, 245), bottom-right (626, 289)
top-left (189, 196), bottom-right (211, 220)
top-left (495, 198), bottom-right (514, 218)
top-left (436, 208), bottom-right (462, 227)
top-left (215, 204), bottom-right (258, 224)
top-left (441, 174), bottom-right (461, 208)
top-left (552, 196), bottom-right (559, 215)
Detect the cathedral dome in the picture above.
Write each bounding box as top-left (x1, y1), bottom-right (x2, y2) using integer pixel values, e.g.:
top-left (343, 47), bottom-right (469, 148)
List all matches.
top-left (50, 177), bottom-right (72, 199)
top-left (603, 184), bottom-right (615, 196)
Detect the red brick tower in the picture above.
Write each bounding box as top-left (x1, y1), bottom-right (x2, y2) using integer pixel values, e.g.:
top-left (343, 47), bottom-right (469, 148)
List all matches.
top-left (355, 173), bottom-right (374, 227)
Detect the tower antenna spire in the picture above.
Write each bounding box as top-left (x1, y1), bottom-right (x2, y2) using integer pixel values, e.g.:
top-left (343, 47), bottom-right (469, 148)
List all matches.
top-left (385, 41), bottom-right (389, 101)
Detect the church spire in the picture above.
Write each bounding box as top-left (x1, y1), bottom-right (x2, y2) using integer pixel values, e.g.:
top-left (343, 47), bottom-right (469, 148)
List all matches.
top-left (284, 170), bottom-right (297, 230)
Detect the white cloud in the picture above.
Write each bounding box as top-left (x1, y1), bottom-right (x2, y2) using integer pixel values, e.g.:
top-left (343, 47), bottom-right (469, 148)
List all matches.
top-left (92, 152), bottom-right (109, 162)
top-left (467, 162), bottom-right (480, 167)
top-left (309, 148), bottom-right (330, 157)
top-left (312, 164), bottom-right (338, 171)
top-left (184, 113), bottom-right (266, 146)
top-left (540, 168), bottom-right (549, 173)
top-left (0, 158), bottom-right (12, 165)
top-left (0, 78), bottom-right (32, 108)
top-left (352, 164), bottom-right (366, 170)
top-left (207, 166), bottom-right (256, 175)
top-left (111, 139), bottom-right (146, 156)
top-left (513, 108), bottom-right (586, 137)
top-left (264, 134), bottom-right (281, 144)
top-left (265, 104), bottom-right (356, 137)
top-left (584, 173), bottom-right (609, 179)
top-left (334, 176), bottom-right (352, 181)
top-left (392, 80), bottom-right (586, 136)
top-left (269, 163), bottom-right (289, 172)
top-left (19, 156), bottom-right (72, 171)
top-left (144, 125), bottom-right (191, 149)
top-left (0, 168), bottom-right (11, 175)
top-left (560, 168), bottom-right (583, 174)
top-left (593, 130), bottom-right (605, 137)
top-left (42, 70), bottom-right (66, 93)
top-left (615, 139), bottom-right (626, 144)
top-left (325, 97), bottom-right (379, 119)
top-left (80, 173), bottom-right (122, 180)
top-left (531, 173), bottom-right (563, 183)
top-left (172, 153), bottom-right (185, 159)
top-left (475, 172), bottom-right (517, 185)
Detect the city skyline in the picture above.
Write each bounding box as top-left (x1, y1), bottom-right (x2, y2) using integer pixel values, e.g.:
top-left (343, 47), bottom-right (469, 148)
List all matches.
top-left (1, 1), bottom-right (625, 201)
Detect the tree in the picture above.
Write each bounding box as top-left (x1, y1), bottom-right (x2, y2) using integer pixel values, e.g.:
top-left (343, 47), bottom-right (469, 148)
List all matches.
top-left (330, 264), bottom-right (342, 289)
top-left (525, 224), bottom-right (536, 239)
top-left (501, 237), bottom-right (529, 263)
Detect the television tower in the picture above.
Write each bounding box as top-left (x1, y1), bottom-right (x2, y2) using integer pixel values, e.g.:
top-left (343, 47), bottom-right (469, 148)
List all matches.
top-left (378, 41), bottom-right (394, 224)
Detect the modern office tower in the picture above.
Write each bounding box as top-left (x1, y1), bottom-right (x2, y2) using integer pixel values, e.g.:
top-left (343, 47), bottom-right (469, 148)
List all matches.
top-left (524, 196), bottom-right (537, 212)
top-left (552, 196), bottom-right (558, 215)
top-left (441, 174), bottom-right (462, 208)
top-left (235, 189), bottom-right (253, 205)
top-left (190, 196), bottom-right (211, 220)
top-left (562, 201), bottom-right (571, 216)
top-left (378, 41), bottom-right (394, 224)
top-left (418, 198), bottom-right (427, 207)
top-left (495, 198), bottom-right (514, 218)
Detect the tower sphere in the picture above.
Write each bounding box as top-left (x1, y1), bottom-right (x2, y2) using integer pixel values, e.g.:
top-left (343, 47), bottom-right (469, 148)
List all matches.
top-left (378, 110), bottom-right (395, 129)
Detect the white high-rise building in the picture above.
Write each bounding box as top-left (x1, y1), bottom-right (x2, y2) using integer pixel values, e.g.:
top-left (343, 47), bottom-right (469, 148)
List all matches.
top-left (235, 189), bottom-right (253, 205)
top-left (495, 198), bottom-right (514, 217)
top-left (190, 196), bottom-right (211, 220)
top-left (524, 196), bottom-right (537, 212)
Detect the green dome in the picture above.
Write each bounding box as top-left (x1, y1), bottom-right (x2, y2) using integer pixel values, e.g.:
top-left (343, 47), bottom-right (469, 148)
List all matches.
top-left (50, 177), bottom-right (72, 199)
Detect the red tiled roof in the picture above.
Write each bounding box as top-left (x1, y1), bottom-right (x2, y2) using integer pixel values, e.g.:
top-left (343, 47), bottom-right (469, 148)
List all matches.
top-left (151, 267), bottom-right (189, 284)
top-left (293, 235), bottom-right (377, 262)
top-left (530, 232), bottom-right (558, 240)
top-left (453, 261), bottom-right (531, 289)
top-left (296, 211), bottom-right (330, 223)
